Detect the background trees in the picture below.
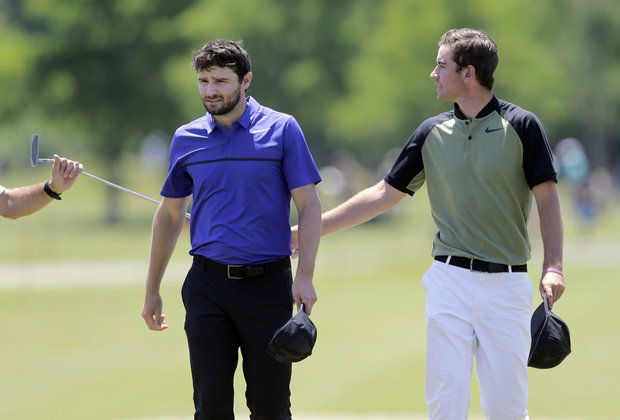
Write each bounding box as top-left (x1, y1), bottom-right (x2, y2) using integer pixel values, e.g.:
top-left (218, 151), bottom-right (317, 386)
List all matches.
top-left (1, 0), bottom-right (618, 221)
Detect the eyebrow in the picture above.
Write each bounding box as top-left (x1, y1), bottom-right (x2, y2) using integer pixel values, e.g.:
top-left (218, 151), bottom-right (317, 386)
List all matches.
top-left (198, 76), bottom-right (229, 82)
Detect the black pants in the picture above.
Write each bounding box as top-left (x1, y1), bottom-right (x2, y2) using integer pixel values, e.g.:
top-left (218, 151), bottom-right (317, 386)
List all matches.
top-left (182, 257), bottom-right (294, 420)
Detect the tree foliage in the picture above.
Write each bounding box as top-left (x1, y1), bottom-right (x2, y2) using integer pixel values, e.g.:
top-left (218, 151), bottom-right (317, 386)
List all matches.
top-left (14, 0), bottom-right (197, 154)
top-left (1, 0), bottom-right (618, 221)
top-left (2, 0), bottom-right (199, 221)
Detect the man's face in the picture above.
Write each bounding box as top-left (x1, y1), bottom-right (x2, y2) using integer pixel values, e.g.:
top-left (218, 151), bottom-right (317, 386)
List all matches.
top-left (198, 66), bottom-right (249, 116)
top-left (430, 45), bottom-right (466, 102)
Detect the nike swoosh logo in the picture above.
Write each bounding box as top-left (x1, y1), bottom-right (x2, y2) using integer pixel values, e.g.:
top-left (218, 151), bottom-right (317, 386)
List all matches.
top-left (249, 128), bottom-right (270, 134)
top-left (484, 127), bottom-right (503, 133)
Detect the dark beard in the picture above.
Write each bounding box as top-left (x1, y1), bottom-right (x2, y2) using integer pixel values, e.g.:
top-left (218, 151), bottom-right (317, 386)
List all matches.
top-left (202, 89), bottom-right (241, 116)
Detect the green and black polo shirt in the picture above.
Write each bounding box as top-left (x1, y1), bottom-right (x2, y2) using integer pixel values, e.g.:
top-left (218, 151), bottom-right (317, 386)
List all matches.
top-left (385, 96), bottom-right (557, 265)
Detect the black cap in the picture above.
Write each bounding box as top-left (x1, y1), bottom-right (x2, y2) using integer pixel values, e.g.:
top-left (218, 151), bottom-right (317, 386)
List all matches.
top-left (266, 303), bottom-right (317, 363)
top-left (528, 296), bottom-right (571, 369)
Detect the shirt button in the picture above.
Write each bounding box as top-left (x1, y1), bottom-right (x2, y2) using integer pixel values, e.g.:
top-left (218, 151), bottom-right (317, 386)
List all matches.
top-left (468, 135), bottom-right (472, 140)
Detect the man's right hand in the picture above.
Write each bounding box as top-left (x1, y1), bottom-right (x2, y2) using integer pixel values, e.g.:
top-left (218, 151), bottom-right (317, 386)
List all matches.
top-left (142, 292), bottom-right (168, 331)
top-left (49, 154), bottom-right (83, 193)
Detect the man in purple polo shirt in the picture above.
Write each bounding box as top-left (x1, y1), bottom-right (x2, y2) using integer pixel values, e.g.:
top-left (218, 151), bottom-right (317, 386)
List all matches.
top-left (142, 39), bottom-right (321, 420)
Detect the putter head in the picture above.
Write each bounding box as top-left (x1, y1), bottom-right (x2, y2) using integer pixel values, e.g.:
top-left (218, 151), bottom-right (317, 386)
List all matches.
top-left (30, 134), bottom-right (39, 167)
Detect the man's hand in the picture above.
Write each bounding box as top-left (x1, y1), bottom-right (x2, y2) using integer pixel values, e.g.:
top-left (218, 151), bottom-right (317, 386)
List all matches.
top-left (292, 276), bottom-right (317, 315)
top-left (142, 292), bottom-right (169, 331)
top-left (49, 154), bottom-right (83, 193)
top-left (539, 270), bottom-right (565, 309)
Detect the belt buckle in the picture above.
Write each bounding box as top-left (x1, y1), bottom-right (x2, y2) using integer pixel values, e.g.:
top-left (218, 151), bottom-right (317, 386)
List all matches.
top-left (227, 264), bottom-right (245, 279)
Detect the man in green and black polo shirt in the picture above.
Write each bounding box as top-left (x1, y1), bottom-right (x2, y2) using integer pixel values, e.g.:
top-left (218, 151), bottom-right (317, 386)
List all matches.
top-left (294, 28), bottom-right (565, 419)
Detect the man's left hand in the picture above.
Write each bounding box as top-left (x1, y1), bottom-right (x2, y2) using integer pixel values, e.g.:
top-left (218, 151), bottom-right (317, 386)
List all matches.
top-left (292, 276), bottom-right (317, 315)
top-left (539, 271), bottom-right (565, 309)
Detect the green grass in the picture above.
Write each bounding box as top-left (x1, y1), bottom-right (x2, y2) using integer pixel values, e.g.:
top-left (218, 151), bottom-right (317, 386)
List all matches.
top-left (1, 163), bottom-right (620, 418)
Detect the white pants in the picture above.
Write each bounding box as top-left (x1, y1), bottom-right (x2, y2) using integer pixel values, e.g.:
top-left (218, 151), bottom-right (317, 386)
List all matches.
top-left (422, 260), bottom-right (532, 420)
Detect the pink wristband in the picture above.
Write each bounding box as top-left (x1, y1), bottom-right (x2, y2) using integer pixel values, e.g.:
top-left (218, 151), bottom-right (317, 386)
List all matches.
top-left (543, 268), bottom-right (563, 277)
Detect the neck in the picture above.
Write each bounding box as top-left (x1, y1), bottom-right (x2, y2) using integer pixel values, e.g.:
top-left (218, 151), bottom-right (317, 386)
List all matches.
top-left (455, 90), bottom-right (493, 119)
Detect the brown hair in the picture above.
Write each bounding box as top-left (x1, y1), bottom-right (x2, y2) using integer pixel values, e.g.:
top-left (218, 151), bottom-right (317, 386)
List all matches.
top-left (439, 28), bottom-right (499, 90)
top-left (192, 39), bottom-right (252, 80)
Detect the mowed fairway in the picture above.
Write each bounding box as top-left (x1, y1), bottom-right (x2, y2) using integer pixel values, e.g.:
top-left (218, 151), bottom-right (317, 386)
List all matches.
top-left (1, 172), bottom-right (619, 419)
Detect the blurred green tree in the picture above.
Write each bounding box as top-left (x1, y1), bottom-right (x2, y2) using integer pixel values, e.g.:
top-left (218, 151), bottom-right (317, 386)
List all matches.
top-left (325, 0), bottom-right (578, 167)
top-left (3, 0), bottom-right (198, 223)
top-left (1, 0), bottom-right (619, 222)
top-left (166, 0), bottom-right (367, 162)
top-left (549, 0), bottom-right (620, 168)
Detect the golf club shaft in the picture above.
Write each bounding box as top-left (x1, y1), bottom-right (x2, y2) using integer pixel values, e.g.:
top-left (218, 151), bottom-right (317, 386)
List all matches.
top-left (38, 158), bottom-right (190, 219)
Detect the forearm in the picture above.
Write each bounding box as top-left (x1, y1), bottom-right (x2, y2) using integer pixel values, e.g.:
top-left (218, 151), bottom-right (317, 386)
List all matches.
top-left (0, 183), bottom-right (53, 219)
top-left (296, 198), bottom-right (322, 278)
top-left (539, 210), bottom-right (563, 270)
top-left (533, 182), bottom-right (565, 306)
top-left (145, 206), bottom-right (185, 293)
top-left (537, 187), bottom-right (564, 270)
top-left (322, 181), bottom-right (404, 236)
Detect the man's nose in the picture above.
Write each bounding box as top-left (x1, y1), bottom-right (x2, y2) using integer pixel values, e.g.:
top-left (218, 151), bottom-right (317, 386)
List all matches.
top-left (205, 83), bottom-right (219, 96)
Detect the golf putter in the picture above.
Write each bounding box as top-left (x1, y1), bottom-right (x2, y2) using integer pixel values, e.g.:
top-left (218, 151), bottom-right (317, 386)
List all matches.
top-left (30, 134), bottom-right (191, 220)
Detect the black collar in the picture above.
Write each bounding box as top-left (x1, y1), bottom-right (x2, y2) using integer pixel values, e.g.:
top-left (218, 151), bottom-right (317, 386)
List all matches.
top-left (453, 96), bottom-right (500, 120)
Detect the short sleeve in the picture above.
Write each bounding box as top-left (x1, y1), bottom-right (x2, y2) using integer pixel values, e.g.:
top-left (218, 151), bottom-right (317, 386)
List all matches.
top-left (384, 115), bottom-right (447, 195)
top-left (281, 117), bottom-right (321, 190)
top-left (518, 113), bottom-right (557, 188)
top-left (160, 134), bottom-right (193, 198)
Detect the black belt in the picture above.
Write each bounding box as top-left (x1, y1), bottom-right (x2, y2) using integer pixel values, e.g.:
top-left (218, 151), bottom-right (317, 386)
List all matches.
top-left (194, 255), bottom-right (291, 279)
top-left (434, 255), bottom-right (527, 273)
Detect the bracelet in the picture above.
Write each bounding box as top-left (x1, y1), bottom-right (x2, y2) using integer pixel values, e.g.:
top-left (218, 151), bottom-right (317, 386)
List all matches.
top-left (43, 181), bottom-right (62, 200)
top-left (543, 268), bottom-right (563, 277)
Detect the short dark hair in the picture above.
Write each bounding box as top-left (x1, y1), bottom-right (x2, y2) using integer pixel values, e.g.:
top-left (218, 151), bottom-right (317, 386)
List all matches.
top-left (192, 39), bottom-right (252, 80)
top-left (439, 28), bottom-right (499, 90)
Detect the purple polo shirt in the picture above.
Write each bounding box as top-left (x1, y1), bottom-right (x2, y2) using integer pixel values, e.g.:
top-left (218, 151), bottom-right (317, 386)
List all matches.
top-left (161, 97), bottom-right (321, 264)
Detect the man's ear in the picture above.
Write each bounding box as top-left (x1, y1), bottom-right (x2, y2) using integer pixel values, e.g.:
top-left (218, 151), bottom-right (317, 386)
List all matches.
top-left (464, 65), bottom-right (476, 81)
top-left (242, 72), bottom-right (253, 90)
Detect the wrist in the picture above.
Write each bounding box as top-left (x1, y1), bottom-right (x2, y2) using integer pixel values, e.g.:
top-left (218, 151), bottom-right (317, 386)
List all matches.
top-left (43, 181), bottom-right (62, 200)
top-left (48, 177), bottom-right (66, 193)
top-left (295, 265), bottom-right (315, 278)
top-left (543, 268), bottom-right (563, 277)
top-left (145, 281), bottom-right (162, 295)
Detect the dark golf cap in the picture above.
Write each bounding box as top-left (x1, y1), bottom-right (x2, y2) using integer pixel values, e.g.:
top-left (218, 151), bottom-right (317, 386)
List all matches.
top-left (266, 304), bottom-right (317, 363)
top-left (528, 296), bottom-right (571, 369)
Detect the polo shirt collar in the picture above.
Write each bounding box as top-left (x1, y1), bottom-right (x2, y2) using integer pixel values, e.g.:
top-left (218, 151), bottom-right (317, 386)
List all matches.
top-left (204, 96), bottom-right (259, 133)
top-left (453, 95), bottom-right (500, 120)
top-left (237, 96), bottom-right (259, 130)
